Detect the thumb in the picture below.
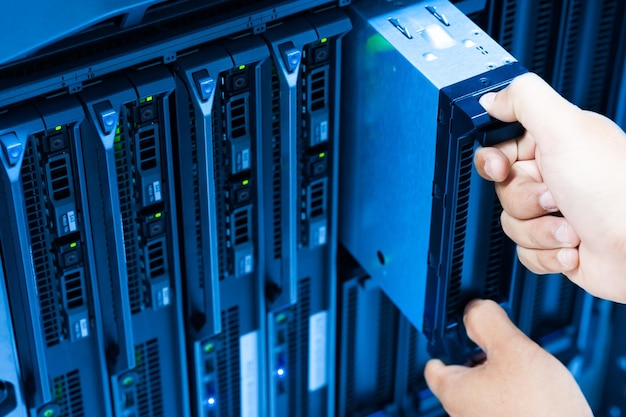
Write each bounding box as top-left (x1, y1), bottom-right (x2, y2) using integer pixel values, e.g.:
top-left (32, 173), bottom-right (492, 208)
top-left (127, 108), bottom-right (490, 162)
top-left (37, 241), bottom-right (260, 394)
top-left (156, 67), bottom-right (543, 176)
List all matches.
top-left (479, 73), bottom-right (579, 147)
top-left (462, 299), bottom-right (528, 356)
top-left (424, 359), bottom-right (469, 403)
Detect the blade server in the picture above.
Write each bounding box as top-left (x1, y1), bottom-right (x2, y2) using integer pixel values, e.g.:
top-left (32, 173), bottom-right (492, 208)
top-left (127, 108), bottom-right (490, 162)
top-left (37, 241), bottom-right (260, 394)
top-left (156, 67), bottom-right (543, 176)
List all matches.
top-left (0, 0), bottom-right (624, 416)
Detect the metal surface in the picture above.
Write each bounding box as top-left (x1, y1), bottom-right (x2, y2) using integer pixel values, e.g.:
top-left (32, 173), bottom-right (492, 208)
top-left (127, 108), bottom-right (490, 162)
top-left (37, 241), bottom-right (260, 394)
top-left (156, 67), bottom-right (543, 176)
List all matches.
top-left (340, 0), bottom-right (515, 334)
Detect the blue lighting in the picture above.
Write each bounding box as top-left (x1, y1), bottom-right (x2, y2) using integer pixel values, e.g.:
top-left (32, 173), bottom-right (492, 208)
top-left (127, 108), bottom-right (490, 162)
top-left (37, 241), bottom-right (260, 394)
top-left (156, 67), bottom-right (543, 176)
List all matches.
top-left (206, 397), bottom-right (216, 407)
top-left (276, 367), bottom-right (286, 378)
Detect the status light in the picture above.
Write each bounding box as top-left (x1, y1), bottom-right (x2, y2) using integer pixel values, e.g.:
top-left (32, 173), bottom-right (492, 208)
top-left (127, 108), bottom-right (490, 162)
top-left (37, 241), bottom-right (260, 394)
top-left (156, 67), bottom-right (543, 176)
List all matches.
top-left (239, 64), bottom-right (246, 70)
top-left (276, 368), bottom-right (286, 377)
top-left (155, 212), bottom-right (162, 218)
top-left (318, 152), bottom-right (326, 158)
top-left (146, 96), bottom-right (153, 102)
top-left (207, 397), bottom-right (216, 407)
top-left (55, 125), bottom-right (62, 131)
top-left (321, 37), bottom-right (328, 43)
top-left (204, 342), bottom-right (215, 353)
top-left (242, 179), bottom-right (249, 186)
top-left (70, 242), bottom-right (77, 248)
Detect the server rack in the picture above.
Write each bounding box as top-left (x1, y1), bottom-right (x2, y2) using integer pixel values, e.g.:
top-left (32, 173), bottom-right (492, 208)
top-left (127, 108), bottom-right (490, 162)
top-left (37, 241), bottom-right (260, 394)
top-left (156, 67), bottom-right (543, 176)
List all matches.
top-left (0, 97), bottom-right (113, 417)
top-left (261, 9), bottom-right (350, 417)
top-left (337, 255), bottom-right (400, 417)
top-left (79, 65), bottom-right (190, 417)
top-left (173, 36), bottom-right (268, 417)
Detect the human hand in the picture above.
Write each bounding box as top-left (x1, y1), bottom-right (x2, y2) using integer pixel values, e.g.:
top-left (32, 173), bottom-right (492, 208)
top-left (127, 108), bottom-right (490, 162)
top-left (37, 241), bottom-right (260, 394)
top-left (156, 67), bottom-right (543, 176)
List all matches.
top-left (474, 73), bottom-right (626, 302)
top-left (424, 299), bottom-right (592, 417)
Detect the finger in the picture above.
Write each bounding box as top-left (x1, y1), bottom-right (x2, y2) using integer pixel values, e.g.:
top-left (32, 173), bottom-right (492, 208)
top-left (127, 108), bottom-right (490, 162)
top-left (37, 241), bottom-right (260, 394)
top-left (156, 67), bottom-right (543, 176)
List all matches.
top-left (500, 212), bottom-right (581, 249)
top-left (474, 146), bottom-right (511, 182)
top-left (462, 299), bottom-right (522, 355)
top-left (495, 162), bottom-right (557, 219)
top-left (424, 359), bottom-right (471, 407)
top-left (478, 73), bottom-right (579, 147)
top-left (517, 246), bottom-right (579, 274)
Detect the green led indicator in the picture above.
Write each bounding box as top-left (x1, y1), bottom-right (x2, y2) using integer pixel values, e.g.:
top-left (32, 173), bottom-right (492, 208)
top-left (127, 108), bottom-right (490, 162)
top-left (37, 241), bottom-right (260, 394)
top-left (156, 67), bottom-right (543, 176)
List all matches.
top-left (114, 135), bottom-right (121, 143)
top-left (318, 152), bottom-right (325, 158)
top-left (122, 376), bottom-right (134, 387)
top-left (114, 144), bottom-right (122, 151)
top-left (238, 64), bottom-right (246, 70)
top-left (116, 127), bottom-right (120, 134)
top-left (55, 125), bottom-right (62, 131)
top-left (43, 409), bottom-right (55, 417)
top-left (276, 313), bottom-right (287, 324)
top-left (70, 242), bottom-right (77, 248)
top-left (204, 342), bottom-right (215, 353)
top-left (320, 37), bottom-right (328, 43)
top-left (242, 179), bottom-right (249, 186)
top-left (146, 96), bottom-right (153, 102)
top-left (139, 98), bottom-right (145, 104)
top-left (155, 212), bottom-right (162, 218)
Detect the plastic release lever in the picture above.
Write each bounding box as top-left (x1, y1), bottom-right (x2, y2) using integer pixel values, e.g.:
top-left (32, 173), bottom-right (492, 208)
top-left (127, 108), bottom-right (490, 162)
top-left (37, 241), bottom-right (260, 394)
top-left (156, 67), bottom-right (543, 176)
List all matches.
top-left (455, 94), bottom-right (525, 147)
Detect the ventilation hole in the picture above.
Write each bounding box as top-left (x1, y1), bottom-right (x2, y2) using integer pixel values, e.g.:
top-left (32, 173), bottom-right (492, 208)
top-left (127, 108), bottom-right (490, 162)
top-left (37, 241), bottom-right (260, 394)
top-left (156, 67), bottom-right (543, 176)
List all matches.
top-left (135, 339), bottom-right (163, 417)
top-left (115, 118), bottom-right (142, 314)
top-left (137, 126), bottom-right (159, 171)
top-left (228, 95), bottom-right (248, 139)
top-left (22, 139), bottom-right (61, 347)
top-left (271, 66), bottom-right (282, 259)
top-left (377, 250), bottom-right (385, 265)
top-left (146, 239), bottom-right (167, 278)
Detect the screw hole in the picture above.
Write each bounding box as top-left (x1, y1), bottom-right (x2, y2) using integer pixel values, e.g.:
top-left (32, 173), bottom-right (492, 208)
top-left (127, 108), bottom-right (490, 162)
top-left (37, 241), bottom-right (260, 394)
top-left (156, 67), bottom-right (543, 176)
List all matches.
top-left (377, 250), bottom-right (385, 265)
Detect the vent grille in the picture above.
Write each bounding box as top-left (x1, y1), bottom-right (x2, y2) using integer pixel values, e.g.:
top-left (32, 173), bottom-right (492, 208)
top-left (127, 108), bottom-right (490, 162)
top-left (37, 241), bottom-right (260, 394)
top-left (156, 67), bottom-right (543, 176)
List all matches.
top-left (115, 119), bottom-right (142, 314)
top-left (271, 66), bottom-right (282, 259)
top-left (233, 208), bottom-right (251, 246)
top-left (498, 0), bottom-right (517, 52)
top-left (135, 339), bottom-right (164, 417)
top-left (146, 238), bottom-right (167, 278)
top-left (62, 269), bottom-right (85, 310)
top-left (307, 180), bottom-right (326, 219)
top-left (556, 0), bottom-right (584, 99)
top-left (376, 291), bottom-right (396, 404)
top-left (531, 278), bottom-right (578, 339)
top-left (288, 278), bottom-right (311, 417)
top-left (406, 325), bottom-right (420, 391)
top-left (483, 194), bottom-right (506, 300)
top-left (585, 0), bottom-right (620, 112)
top-left (137, 126), bottom-right (159, 171)
top-left (307, 68), bottom-right (328, 112)
top-left (446, 142), bottom-right (474, 320)
top-left (22, 139), bottom-right (61, 347)
top-left (217, 307), bottom-right (241, 417)
top-left (188, 100), bottom-right (205, 290)
top-left (212, 88), bottom-right (228, 279)
top-left (530, 0), bottom-right (555, 78)
top-left (228, 95), bottom-right (248, 139)
top-left (47, 155), bottom-right (72, 201)
top-left (52, 370), bottom-right (84, 417)
top-left (342, 285), bottom-right (357, 415)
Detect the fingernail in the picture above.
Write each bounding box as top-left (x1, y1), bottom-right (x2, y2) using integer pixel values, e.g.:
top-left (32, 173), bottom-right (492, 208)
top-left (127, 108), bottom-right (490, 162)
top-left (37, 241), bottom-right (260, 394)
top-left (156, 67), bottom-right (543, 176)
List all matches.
top-left (555, 223), bottom-right (570, 245)
top-left (557, 248), bottom-right (576, 270)
top-left (539, 191), bottom-right (558, 211)
top-left (479, 92), bottom-right (496, 109)
top-left (483, 161), bottom-right (495, 181)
